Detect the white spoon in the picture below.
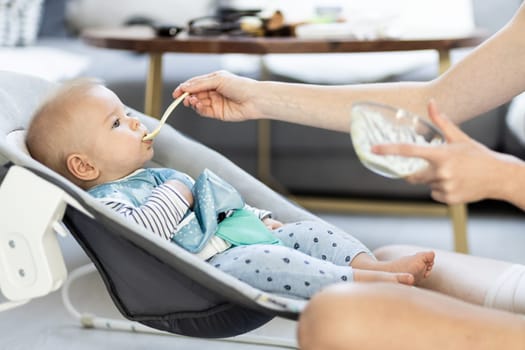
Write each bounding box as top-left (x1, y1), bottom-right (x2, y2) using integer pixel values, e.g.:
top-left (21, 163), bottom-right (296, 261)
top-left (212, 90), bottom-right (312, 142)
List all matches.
top-left (143, 92), bottom-right (189, 141)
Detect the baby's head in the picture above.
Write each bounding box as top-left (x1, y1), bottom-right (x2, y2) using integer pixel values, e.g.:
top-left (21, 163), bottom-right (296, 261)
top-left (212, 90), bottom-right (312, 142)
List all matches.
top-left (26, 78), bottom-right (154, 189)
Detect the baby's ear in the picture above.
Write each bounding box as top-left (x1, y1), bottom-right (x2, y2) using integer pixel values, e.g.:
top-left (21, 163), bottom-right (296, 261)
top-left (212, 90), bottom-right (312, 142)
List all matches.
top-left (66, 153), bottom-right (99, 181)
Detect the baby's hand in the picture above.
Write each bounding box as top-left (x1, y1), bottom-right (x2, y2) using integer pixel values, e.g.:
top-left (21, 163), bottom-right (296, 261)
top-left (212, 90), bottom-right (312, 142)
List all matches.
top-left (165, 179), bottom-right (194, 208)
top-left (262, 217), bottom-right (283, 230)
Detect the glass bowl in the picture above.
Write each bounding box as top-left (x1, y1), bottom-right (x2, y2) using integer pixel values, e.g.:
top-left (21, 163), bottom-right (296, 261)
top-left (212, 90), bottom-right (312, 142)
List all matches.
top-left (350, 101), bottom-right (444, 178)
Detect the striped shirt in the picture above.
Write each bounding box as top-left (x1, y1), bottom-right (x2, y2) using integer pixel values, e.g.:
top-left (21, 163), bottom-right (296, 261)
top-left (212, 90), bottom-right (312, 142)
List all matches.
top-left (89, 168), bottom-right (272, 243)
top-left (100, 181), bottom-right (191, 241)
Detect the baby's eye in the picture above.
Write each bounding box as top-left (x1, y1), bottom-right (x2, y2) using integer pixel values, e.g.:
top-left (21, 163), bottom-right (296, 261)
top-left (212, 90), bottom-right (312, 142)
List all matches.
top-left (125, 110), bottom-right (132, 117)
top-left (112, 118), bottom-right (121, 129)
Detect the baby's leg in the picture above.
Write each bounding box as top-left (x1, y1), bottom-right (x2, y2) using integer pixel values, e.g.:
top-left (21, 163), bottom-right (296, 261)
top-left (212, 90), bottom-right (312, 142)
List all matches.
top-left (272, 220), bottom-right (374, 267)
top-left (273, 221), bottom-right (433, 284)
top-left (208, 245), bottom-right (412, 299)
top-left (352, 250), bottom-right (435, 285)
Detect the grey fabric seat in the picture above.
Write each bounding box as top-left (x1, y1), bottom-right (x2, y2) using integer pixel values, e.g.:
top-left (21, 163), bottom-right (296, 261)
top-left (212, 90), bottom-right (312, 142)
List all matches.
top-left (0, 70), bottom-right (320, 338)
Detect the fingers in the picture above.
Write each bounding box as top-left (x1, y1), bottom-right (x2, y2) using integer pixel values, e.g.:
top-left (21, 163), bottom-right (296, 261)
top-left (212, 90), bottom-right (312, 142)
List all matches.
top-left (426, 99), bottom-right (467, 143)
top-left (172, 70), bottom-right (228, 98)
top-left (428, 181), bottom-right (464, 204)
top-left (186, 93), bottom-right (210, 108)
top-left (373, 143), bottom-right (445, 188)
top-left (372, 99), bottom-right (465, 163)
top-left (403, 167), bottom-right (435, 185)
top-left (372, 143), bottom-right (441, 163)
top-left (429, 188), bottom-right (449, 204)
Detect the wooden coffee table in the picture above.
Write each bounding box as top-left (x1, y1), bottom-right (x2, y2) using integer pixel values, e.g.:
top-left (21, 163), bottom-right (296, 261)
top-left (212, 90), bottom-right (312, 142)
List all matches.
top-left (83, 26), bottom-right (487, 253)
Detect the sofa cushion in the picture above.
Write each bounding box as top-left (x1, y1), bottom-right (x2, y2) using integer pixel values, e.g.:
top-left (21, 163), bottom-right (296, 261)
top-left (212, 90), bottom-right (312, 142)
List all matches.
top-left (0, 44), bottom-right (89, 81)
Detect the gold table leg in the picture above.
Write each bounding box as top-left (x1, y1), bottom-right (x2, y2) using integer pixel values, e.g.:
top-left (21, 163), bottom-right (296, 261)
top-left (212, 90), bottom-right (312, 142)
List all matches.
top-left (438, 49), bottom-right (469, 253)
top-left (449, 203), bottom-right (469, 253)
top-left (438, 49), bottom-right (451, 75)
top-left (144, 53), bottom-right (163, 118)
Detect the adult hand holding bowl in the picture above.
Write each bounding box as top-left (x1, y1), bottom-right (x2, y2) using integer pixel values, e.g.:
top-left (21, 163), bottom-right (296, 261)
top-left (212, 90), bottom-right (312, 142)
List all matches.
top-left (350, 101), bottom-right (445, 178)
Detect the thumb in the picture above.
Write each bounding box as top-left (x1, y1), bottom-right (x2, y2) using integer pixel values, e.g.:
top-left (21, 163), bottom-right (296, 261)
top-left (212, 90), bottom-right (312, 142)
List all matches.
top-left (427, 99), bottom-right (468, 143)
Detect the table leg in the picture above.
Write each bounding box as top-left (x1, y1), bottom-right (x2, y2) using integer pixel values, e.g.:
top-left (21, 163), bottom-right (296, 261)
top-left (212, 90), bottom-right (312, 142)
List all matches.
top-left (449, 203), bottom-right (469, 253)
top-left (144, 53), bottom-right (163, 118)
top-left (438, 49), bottom-right (451, 75)
top-left (438, 49), bottom-right (469, 253)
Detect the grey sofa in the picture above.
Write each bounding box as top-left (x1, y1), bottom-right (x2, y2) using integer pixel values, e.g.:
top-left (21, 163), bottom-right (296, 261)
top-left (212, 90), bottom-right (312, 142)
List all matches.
top-left (35, 0), bottom-right (525, 201)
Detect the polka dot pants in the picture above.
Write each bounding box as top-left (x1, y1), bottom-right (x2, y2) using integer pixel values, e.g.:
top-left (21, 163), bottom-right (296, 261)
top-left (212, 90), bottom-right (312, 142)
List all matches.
top-left (208, 220), bottom-right (373, 299)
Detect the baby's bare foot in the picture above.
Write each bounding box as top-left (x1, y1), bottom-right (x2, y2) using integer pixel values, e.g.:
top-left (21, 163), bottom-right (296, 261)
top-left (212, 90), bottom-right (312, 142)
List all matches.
top-left (353, 251), bottom-right (435, 285)
top-left (353, 270), bottom-right (415, 286)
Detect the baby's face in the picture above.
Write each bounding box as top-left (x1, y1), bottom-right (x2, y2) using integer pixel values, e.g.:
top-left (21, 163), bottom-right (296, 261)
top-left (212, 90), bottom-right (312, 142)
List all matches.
top-left (72, 85), bottom-right (154, 181)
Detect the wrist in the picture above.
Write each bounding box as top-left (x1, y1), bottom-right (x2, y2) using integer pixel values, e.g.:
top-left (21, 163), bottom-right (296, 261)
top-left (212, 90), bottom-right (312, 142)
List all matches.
top-left (491, 153), bottom-right (525, 206)
top-left (256, 81), bottom-right (285, 120)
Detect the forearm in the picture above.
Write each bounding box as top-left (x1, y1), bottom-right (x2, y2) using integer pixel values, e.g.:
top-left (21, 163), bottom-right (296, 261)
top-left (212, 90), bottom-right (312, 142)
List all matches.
top-left (255, 80), bottom-right (429, 132)
top-left (253, 46), bottom-right (509, 131)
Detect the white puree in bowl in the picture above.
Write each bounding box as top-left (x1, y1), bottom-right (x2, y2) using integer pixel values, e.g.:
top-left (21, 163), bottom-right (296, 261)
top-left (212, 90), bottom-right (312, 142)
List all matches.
top-left (351, 107), bottom-right (442, 178)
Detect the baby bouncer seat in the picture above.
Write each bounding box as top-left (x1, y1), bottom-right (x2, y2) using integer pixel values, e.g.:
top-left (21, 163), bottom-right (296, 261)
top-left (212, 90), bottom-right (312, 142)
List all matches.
top-left (0, 70), bottom-right (320, 345)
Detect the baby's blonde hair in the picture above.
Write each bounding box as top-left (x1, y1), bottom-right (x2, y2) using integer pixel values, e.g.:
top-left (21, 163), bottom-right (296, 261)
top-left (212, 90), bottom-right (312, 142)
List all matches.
top-left (26, 77), bottom-right (103, 183)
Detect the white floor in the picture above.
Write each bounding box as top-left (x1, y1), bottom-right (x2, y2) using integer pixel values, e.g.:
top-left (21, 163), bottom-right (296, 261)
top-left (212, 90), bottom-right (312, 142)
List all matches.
top-left (1, 207), bottom-right (524, 349)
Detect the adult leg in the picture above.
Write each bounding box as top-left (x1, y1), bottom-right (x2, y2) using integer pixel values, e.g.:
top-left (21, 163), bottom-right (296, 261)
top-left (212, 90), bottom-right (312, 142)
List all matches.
top-left (374, 245), bottom-right (521, 309)
top-left (298, 283), bottom-right (525, 350)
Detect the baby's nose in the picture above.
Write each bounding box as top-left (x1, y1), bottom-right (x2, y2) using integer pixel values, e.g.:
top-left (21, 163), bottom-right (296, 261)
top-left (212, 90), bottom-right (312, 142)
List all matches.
top-left (129, 117), bottom-right (141, 130)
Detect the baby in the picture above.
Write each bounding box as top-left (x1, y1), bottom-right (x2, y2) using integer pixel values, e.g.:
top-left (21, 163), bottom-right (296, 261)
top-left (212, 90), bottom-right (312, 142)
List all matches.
top-left (26, 78), bottom-right (435, 299)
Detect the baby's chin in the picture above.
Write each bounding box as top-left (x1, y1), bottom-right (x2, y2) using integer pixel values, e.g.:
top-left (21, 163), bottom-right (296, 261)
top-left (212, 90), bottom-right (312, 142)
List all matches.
top-left (141, 149), bottom-right (154, 166)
